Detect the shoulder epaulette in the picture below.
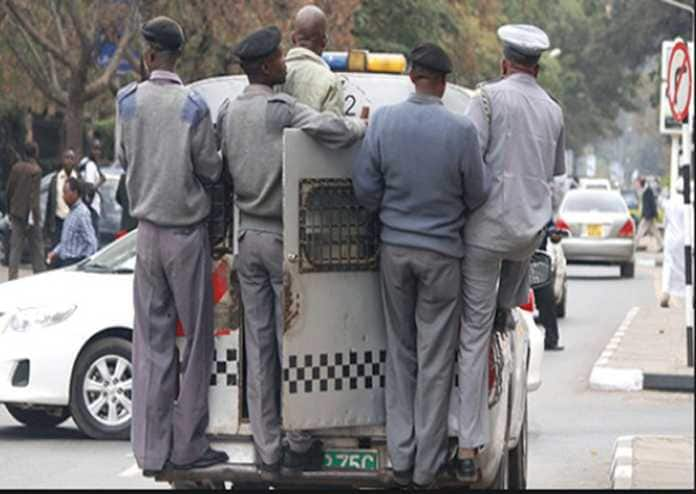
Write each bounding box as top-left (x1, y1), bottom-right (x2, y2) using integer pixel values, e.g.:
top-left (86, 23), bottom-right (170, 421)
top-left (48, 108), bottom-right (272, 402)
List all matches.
top-left (116, 81), bottom-right (138, 102)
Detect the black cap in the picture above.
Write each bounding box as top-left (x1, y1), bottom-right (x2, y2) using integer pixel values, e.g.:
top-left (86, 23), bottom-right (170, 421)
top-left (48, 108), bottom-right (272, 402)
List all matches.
top-left (142, 16), bottom-right (185, 52)
top-left (233, 26), bottom-right (282, 64)
top-left (409, 43), bottom-right (452, 74)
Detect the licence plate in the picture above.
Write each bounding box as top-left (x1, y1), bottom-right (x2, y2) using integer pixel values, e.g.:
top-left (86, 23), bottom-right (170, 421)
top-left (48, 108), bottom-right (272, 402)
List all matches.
top-left (323, 449), bottom-right (379, 471)
top-left (585, 224), bottom-right (603, 237)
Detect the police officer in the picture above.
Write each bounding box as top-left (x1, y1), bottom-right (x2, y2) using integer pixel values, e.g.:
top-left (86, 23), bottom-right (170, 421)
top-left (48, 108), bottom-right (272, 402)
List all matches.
top-left (216, 26), bottom-right (365, 477)
top-left (456, 24), bottom-right (566, 481)
top-left (115, 16), bottom-right (227, 476)
top-left (353, 43), bottom-right (490, 489)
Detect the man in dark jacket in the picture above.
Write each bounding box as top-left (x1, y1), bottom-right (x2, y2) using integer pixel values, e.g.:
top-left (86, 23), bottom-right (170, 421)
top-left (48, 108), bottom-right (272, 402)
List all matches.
top-left (6, 141), bottom-right (45, 280)
top-left (635, 177), bottom-right (662, 251)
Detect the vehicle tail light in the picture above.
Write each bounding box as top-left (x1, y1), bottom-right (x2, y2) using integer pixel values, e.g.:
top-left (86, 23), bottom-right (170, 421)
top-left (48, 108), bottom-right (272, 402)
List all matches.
top-left (519, 289), bottom-right (535, 312)
top-left (115, 229), bottom-right (128, 240)
top-left (618, 219), bottom-right (635, 238)
top-left (555, 218), bottom-right (570, 231)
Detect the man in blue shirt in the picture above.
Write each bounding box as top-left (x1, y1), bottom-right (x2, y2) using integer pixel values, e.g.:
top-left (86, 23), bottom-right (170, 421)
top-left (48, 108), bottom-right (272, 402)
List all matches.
top-left (352, 43), bottom-right (490, 489)
top-left (46, 177), bottom-right (98, 269)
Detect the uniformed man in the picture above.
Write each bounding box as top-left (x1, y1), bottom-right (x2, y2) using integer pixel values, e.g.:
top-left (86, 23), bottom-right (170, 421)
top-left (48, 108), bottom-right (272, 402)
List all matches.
top-left (217, 26), bottom-right (365, 477)
top-left (115, 16), bottom-right (227, 476)
top-left (279, 5), bottom-right (344, 115)
top-left (353, 43), bottom-right (490, 489)
top-left (456, 24), bottom-right (566, 481)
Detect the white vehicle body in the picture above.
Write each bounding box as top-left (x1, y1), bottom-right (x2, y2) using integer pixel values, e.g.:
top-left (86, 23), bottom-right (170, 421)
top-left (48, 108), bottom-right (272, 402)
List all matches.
top-left (579, 178), bottom-right (612, 190)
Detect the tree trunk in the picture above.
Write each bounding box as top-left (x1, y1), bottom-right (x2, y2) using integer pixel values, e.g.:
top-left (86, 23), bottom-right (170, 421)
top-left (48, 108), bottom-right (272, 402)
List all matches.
top-left (65, 96), bottom-right (84, 157)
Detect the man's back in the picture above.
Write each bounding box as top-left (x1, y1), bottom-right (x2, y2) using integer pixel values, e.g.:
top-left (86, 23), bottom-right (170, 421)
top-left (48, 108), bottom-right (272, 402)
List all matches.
top-left (464, 73), bottom-right (565, 253)
top-left (116, 72), bottom-right (220, 227)
top-left (354, 94), bottom-right (488, 258)
top-left (642, 186), bottom-right (657, 219)
top-left (7, 160), bottom-right (42, 222)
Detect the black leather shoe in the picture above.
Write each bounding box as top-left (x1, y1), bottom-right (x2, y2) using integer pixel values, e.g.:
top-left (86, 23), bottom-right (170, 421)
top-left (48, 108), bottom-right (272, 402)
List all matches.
top-left (545, 344), bottom-right (565, 351)
top-left (393, 467), bottom-right (413, 487)
top-left (455, 457), bottom-right (479, 483)
top-left (282, 440), bottom-right (324, 473)
top-left (171, 448), bottom-right (229, 470)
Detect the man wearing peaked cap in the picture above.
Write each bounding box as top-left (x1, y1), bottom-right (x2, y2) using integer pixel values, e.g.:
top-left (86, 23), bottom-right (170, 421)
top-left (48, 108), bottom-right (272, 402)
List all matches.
top-left (117, 15), bottom-right (228, 477)
top-left (353, 41), bottom-right (490, 488)
top-left (455, 23), bottom-right (565, 482)
top-left (217, 26), bottom-right (366, 477)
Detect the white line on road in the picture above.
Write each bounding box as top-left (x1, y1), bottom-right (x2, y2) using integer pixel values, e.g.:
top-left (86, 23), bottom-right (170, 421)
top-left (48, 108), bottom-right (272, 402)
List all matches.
top-left (590, 307), bottom-right (643, 391)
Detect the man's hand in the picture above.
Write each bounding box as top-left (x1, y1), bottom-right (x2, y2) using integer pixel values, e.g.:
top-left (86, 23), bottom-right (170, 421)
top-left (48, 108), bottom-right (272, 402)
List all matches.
top-left (46, 252), bottom-right (57, 265)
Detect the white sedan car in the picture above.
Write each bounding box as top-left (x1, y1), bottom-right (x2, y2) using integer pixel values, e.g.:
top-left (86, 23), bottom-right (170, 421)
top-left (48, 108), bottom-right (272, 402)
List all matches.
top-left (0, 231), bottom-right (136, 439)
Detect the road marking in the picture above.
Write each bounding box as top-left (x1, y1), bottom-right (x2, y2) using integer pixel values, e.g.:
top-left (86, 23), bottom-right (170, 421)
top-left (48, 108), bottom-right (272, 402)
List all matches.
top-left (590, 307), bottom-right (643, 391)
top-left (119, 462), bottom-right (141, 478)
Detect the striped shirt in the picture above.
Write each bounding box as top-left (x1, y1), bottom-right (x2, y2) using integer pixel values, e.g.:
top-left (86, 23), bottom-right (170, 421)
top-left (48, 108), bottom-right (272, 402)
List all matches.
top-left (52, 200), bottom-right (98, 260)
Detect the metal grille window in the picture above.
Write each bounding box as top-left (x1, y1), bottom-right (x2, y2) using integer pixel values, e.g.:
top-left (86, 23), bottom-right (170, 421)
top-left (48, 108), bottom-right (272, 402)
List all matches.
top-left (298, 178), bottom-right (380, 272)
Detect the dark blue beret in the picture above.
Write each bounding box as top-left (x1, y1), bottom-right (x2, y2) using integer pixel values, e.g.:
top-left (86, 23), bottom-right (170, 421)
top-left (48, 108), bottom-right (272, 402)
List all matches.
top-left (409, 43), bottom-right (452, 74)
top-left (234, 26), bottom-right (282, 63)
top-left (142, 16), bottom-right (185, 52)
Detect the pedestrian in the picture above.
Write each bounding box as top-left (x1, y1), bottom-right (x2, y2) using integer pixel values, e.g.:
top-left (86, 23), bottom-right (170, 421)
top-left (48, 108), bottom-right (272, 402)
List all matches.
top-left (635, 177), bottom-right (663, 252)
top-left (115, 169), bottom-right (137, 233)
top-left (116, 16), bottom-right (227, 476)
top-left (353, 43), bottom-right (490, 489)
top-left (456, 24), bottom-right (566, 481)
top-left (45, 148), bottom-right (78, 250)
top-left (78, 137), bottom-right (106, 237)
top-left (534, 220), bottom-right (563, 350)
top-left (217, 26), bottom-right (365, 477)
top-left (660, 178), bottom-right (690, 307)
top-left (45, 177), bottom-right (97, 269)
top-left (6, 141), bottom-right (45, 280)
top-left (279, 5), bottom-right (344, 115)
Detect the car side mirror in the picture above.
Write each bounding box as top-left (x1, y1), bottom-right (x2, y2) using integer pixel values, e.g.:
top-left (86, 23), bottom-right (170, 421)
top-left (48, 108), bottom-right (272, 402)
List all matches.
top-left (529, 250), bottom-right (553, 289)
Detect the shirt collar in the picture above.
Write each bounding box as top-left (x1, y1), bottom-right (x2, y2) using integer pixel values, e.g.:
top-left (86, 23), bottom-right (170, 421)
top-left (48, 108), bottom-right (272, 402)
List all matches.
top-left (408, 92), bottom-right (444, 106)
top-left (286, 47), bottom-right (330, 68)
top-left (506, 72), bottom-right (538, 85)
top-left (149, 70), bottom-right (183, 85)
top-left (244, 84), bottom-right (274, 96)
top-left (69, 199), bottom-right (83, 211)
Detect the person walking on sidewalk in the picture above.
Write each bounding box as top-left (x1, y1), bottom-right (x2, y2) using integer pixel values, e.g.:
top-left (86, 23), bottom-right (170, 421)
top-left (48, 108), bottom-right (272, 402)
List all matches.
top-left (217, 26), bottom-right (365, 477)
top-left (6, 141), bottom-right (45, 280)
top-left (280, 5), bottom-right (344, 115)
top-left (116, 16), bottom-right (227, 476)
top-left (635, 177), bottom-right (663, 252)
top-left (46, 177), bottom-right (97, 269)
top-left (456, 24), bottom-right (566, 481)
top-left (353, 43), bottom-right (489, 489)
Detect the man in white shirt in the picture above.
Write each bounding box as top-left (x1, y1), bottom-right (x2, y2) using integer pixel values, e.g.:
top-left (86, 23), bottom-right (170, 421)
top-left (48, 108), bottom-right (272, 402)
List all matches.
top-left (45, 149), bottom-right (78, 249)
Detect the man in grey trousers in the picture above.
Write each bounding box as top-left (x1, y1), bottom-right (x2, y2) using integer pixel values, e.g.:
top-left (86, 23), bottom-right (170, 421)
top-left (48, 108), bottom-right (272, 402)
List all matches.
top-left (115, 16), bottom-right (227, 476)
top-left (455, 24), bottom-right (566, 482)
top-left (217, 26), bottom-right (365, 477)
top-left (352, 43), bottom-right (490, 489)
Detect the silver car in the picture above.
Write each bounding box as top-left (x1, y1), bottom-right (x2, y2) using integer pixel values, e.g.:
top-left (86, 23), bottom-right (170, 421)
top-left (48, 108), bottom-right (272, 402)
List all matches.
top-left (556, 189), bottom-right (636, 278)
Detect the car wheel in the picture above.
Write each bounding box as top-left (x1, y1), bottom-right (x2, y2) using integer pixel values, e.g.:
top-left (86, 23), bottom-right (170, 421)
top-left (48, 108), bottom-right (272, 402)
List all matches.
top-left (508, 399), bottom-right (528, 490)
top-left (620, 262), bottom-right (635, 279)
top-left (69, 337), bottom-right (133, 440)
top-left (4, 404), bottom-right (70, 428)
top-left (556, 283), bottom-right (567, 318)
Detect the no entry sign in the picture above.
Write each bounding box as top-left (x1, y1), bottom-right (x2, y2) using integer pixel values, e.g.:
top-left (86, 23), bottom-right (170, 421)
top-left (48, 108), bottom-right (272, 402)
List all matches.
top-left (667, 38), bottom-right (693, 123)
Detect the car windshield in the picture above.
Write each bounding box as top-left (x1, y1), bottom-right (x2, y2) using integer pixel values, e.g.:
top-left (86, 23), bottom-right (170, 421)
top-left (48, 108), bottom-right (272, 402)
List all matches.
top-left (78, 230), bottom-right (136, 273)
top-left (562, 192), bottom-right (627, 213)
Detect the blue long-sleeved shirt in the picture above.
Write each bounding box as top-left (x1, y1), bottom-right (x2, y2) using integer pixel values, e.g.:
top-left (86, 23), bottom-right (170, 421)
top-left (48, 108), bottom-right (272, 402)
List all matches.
top-left (352, 93), bottom-right (490, 258)
top-left (52, 200), bottom-right (98, 259)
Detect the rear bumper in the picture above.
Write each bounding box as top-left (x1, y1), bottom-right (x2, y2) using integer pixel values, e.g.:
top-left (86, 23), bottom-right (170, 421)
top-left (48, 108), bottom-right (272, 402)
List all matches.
top-left (562, 238), bottom-right (635, 264)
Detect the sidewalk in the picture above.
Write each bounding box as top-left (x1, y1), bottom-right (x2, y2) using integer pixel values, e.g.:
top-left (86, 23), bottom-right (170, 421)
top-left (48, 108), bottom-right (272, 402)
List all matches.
top-left (590, 253), bottom-right (694, 392)
top-left (611, 435), bottom-right (695, 489)
top-left (0, 265), bottom-right (33, 284)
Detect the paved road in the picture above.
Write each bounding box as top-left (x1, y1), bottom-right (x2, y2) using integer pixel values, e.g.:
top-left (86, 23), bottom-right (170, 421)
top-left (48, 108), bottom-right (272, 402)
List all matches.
top-left (0, 261), bottom-right (693, 489)
top-left (527, 261), bottom-right (694, 489)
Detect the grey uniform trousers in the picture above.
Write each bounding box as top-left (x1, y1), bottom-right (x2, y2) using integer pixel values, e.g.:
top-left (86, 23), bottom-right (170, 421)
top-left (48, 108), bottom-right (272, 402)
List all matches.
top-left (132, 221), bottom-right (213, 470)
top-left (457, 243), bottom-right (535, 449)
top-left (237, 230), bottom-right (312, 465)
top-left (380, 245), bottom-right (461, 486)
top-left (8, 217), bottom-right (45, 280)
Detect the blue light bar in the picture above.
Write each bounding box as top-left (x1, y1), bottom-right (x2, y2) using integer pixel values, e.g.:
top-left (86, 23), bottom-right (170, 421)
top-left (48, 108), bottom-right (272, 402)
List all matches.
top-left (322, 52), bottom-right (348, 71)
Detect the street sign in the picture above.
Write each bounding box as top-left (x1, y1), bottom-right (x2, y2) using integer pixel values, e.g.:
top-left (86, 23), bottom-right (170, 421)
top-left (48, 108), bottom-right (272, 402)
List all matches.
top-left (666, 38), bottom-right (692, 123)
top-left (660, 41), bottom-right (693, 135)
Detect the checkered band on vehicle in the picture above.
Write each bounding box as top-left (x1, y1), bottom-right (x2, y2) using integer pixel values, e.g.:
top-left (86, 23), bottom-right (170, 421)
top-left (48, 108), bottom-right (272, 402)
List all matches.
top-left (283, 350), bottom-right (387, 394)
top-left (210, 347), bottom-right (239, 387)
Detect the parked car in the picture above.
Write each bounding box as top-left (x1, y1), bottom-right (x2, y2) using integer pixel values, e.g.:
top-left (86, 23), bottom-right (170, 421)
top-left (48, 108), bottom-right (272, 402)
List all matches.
top-left (579, 178), bottom-right (612, 190)
top-left (556, 189), bottom-right (636, 278)
top-left (0, 168), bottom-right (122, 266)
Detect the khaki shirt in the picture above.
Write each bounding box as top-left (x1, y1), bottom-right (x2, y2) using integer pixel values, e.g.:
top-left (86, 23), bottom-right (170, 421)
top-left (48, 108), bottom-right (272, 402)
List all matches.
top-left (279, 47), bottom-right (344, 115)
top-left (463, 73), bottom-right (565, 256)
top-left (55, 169), bottom-right (77, 219)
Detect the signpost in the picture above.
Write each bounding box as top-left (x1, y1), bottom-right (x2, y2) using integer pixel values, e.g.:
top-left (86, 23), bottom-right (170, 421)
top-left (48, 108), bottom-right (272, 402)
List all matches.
top-left (666, 38), bottom-right (694, 368)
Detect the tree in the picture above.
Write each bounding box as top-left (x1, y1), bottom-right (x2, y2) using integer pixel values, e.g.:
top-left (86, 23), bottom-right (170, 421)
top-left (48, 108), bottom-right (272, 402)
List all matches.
top-left (0, 0), bottom-right (140, 155)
